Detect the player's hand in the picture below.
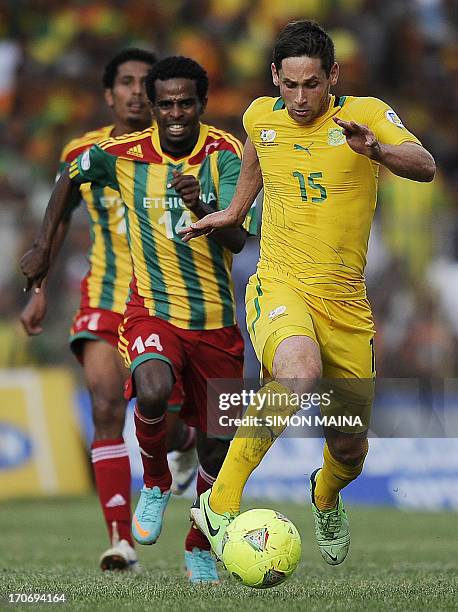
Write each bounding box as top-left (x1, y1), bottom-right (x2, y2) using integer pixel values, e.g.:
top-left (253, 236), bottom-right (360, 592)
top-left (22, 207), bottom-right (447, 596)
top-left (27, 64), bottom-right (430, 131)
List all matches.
top-left (333, 117), bottom-right (381, 160)
top-left (20, 244), bottom-right (50, 292)
top-left (179, 208), bottom-right (239, 242)
top-left (169, 170), bottom-right (201, 209)
top-left (20, 288), bottom-right (47, 335)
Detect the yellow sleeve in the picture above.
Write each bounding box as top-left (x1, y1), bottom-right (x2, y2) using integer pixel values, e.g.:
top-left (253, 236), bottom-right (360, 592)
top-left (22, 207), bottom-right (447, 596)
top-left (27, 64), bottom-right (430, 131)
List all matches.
top-left (242, 97), bottom-right (272, 139)
top-left (359, 97), bottom-right (421, 146)
top-left (242, 99), bottom-right (258, 140)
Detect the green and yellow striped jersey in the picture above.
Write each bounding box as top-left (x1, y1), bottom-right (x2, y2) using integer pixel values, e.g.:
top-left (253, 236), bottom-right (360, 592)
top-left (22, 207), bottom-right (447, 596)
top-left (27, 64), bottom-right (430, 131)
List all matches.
top-left (69, 124), bottom-right (257, 330)
top-left (60, 125), bottom-right (132, 314)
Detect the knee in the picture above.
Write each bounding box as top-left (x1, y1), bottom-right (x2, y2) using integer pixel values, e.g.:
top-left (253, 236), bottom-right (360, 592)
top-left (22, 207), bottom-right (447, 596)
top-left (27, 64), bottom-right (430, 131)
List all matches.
top-left (277, 363), bottom-right (322, 397)
top-left (286, 369), bottom-right (321, 396)
top-left (135, 369), bottom-right (173, 418)
top-left (91, 387), bottom-right (126, 436)
top-left (327, 436), bottom-right (368, 465)
top-left (273, 339), bottom-right (322, 395)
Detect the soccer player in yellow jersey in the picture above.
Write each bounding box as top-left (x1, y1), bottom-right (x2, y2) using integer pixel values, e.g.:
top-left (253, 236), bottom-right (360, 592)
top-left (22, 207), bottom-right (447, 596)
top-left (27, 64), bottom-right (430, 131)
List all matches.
top-left (20, 56), bottom-right (257, 583)
top-left (19, 49), bottom-right (197, 571)
top-left (182, 20), bottom-right (436, 567)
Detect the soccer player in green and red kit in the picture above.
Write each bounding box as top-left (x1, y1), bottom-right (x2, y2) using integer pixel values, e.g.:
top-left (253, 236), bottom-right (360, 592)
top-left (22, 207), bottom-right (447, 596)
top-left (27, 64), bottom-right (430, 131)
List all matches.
top-left (20, 56), bottom-right (257, 583)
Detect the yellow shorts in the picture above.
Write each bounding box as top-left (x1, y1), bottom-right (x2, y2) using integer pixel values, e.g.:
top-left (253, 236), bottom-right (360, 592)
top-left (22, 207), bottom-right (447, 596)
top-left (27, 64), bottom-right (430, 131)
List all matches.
top-left (245, 270), bottom-right (376, 432)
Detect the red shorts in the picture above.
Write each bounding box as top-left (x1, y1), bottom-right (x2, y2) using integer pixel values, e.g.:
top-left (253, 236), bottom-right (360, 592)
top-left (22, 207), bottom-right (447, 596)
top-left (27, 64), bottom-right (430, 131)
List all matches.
top-left (119, 310), bottom-right (244, 432)
top-left (69, 307), bottom-right (122, 363)
top-left (70, 307), bottom-right (184, 412)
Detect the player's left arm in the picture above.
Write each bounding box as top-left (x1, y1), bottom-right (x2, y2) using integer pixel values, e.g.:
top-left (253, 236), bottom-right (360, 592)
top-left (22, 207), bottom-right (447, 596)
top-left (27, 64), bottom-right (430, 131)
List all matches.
top-left (333, 117), bottom-right (436, 182)
top-left (169, 170), bottom-right (248, 254)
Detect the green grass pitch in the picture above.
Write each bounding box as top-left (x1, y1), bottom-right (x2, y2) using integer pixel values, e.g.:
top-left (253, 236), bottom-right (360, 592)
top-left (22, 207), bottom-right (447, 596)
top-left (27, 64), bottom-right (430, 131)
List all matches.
top-left (1, 495), bottom-right (456, 611)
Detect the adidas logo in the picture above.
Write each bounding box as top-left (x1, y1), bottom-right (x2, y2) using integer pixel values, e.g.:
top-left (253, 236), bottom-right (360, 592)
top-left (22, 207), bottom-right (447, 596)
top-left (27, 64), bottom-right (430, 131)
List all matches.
top-left (127, 144), bottom-right (143, 158)
top-left (105, 494), bottom-right (127, 508)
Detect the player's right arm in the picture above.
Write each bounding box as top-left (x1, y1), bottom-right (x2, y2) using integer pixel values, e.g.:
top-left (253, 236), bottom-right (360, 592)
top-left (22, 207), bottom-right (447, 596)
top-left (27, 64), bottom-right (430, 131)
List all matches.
top-left (180, 137), bottom-right (262, 242)
top-left (20, 168), bottom-right (80, 291)
top-left (20, 144), bottom-right (116, 291)
top-left (19, 219), bottom-right (71, 334)
top-left (20, 142), bottom-right (83, 331)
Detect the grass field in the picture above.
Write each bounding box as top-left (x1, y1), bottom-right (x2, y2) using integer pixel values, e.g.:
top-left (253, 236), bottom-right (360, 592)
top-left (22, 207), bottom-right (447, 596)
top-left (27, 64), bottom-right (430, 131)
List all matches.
top-left (0, 495), bottom-right (456, 611)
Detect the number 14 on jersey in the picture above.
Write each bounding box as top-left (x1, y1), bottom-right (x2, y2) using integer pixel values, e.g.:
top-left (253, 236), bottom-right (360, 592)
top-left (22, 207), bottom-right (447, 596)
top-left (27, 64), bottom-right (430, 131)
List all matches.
top-left (158, 210), bottom-right (192, 239)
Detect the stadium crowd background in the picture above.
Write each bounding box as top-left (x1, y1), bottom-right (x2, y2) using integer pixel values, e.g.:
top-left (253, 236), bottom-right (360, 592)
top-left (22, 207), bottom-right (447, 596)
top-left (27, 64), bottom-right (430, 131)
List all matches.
top-left (1, 0), bottom-right (457, 385)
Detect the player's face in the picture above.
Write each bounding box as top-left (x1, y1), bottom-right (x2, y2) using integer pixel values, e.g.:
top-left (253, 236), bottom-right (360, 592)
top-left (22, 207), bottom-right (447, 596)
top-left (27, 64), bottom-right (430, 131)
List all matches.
top-left (105, 60), bottom-right (152, 130)
top-left (151, 78), bottom-right (206, 154)
top-left (271, 56), bottom-right (339, 125)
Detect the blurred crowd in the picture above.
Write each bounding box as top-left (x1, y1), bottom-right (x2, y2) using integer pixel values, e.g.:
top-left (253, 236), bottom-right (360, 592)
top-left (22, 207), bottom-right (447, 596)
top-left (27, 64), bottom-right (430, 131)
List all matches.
top-left (0, 0), bottom-right (457, 382)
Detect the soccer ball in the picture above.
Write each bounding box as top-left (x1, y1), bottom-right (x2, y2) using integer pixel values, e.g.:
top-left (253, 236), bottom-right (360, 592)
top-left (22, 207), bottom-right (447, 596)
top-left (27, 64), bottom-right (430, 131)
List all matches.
top-left (221, 508), bottom-right (301, 588)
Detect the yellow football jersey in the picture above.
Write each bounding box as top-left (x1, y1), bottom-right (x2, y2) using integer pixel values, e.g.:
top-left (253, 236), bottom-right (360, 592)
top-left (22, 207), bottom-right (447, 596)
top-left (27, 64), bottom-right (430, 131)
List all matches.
top-left (244, 95), bottom-right (421, 299)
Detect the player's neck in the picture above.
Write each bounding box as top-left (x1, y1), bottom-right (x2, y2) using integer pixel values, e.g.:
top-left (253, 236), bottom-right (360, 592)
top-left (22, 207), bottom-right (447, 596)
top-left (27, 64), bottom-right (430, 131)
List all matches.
top-left (160, 142), bottom-right (195, 159)
top-left (158, 132), bottom-right (199, 159)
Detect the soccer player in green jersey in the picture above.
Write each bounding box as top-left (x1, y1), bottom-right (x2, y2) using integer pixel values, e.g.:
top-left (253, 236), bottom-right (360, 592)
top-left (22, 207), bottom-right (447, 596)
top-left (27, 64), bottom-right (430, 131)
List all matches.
top-left (20, 56), bottom-right (257, 583)
top-left (181, 20), bottom-right (436, 566)
top-left (19, 49), bottom-right (198, 572)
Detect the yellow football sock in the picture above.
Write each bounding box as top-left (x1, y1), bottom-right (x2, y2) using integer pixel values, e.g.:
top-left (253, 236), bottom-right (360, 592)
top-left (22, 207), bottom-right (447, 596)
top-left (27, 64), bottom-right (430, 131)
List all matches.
top-left (209, 381), bottom-right (297, 514)
top-left (314, 440), bottom-right (368, 510)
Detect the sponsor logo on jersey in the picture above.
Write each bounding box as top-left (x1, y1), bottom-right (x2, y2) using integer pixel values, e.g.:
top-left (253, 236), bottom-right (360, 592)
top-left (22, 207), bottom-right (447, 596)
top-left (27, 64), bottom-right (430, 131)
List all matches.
top-left (385, 110), bottom-right (405, 129)
top-left (327, 128), bottom-right (346, 146)
top-left (99, 196), bottom-right (123, 209)
top-left (127, 144), bottom-right (144, 158)
top-left (294, 142), bottom-right (314, 155)
top-left (260, 129), bottom-right (277, 145)
top-left (142, 192), bottom-right (216, 209)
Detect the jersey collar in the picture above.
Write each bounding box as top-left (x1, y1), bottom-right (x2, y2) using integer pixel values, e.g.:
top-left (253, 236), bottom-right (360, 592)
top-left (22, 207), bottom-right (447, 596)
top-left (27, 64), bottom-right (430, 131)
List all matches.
top-left (150, 123), bottom-right (210, 163)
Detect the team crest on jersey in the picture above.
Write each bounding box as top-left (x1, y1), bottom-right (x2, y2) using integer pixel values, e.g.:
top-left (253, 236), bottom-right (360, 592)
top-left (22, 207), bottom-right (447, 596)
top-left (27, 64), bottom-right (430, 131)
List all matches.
top-left (327, 128), bottom-right (346, 146)
top-left (81, 150), bottom-right (91, 170)
top-left (205, 141), bottom-right (221, 155)
top-left (385, 110), bottom-right (405, 129)
top-left (260, 129), bottom-right (277, 144)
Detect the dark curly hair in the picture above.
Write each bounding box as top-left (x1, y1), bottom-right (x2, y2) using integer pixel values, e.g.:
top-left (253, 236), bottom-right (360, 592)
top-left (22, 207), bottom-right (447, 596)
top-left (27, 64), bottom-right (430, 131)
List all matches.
top-left (103, 48), bottom-right (156, 89)
top-left (273, 20), bottom-right (335, 76)
top-left (145, 56), bottom-right (208, 104)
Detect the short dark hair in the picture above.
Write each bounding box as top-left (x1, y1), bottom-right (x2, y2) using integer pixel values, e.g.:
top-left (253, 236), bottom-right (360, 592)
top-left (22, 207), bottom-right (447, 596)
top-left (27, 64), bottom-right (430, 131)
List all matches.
top-left (103, 48), bottom-right (156, 89)
top-left (145, 56), bottom-right (208, 104)
top-left (273, 20), bottom-right (335, 76)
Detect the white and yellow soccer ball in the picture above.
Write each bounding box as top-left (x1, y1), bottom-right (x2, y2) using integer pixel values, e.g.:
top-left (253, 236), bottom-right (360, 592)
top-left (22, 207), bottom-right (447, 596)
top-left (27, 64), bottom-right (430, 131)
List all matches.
top-left (221, 508), bottom-right (301, 588)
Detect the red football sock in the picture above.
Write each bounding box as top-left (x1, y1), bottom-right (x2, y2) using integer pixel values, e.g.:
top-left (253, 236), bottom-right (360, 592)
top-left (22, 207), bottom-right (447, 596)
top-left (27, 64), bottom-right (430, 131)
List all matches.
top-left (91, 437), bottom-right (133, 546)
top-left (185, 465), bottom-right (216, 551)
top-left (134, 405), bottom-right (172, 492)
